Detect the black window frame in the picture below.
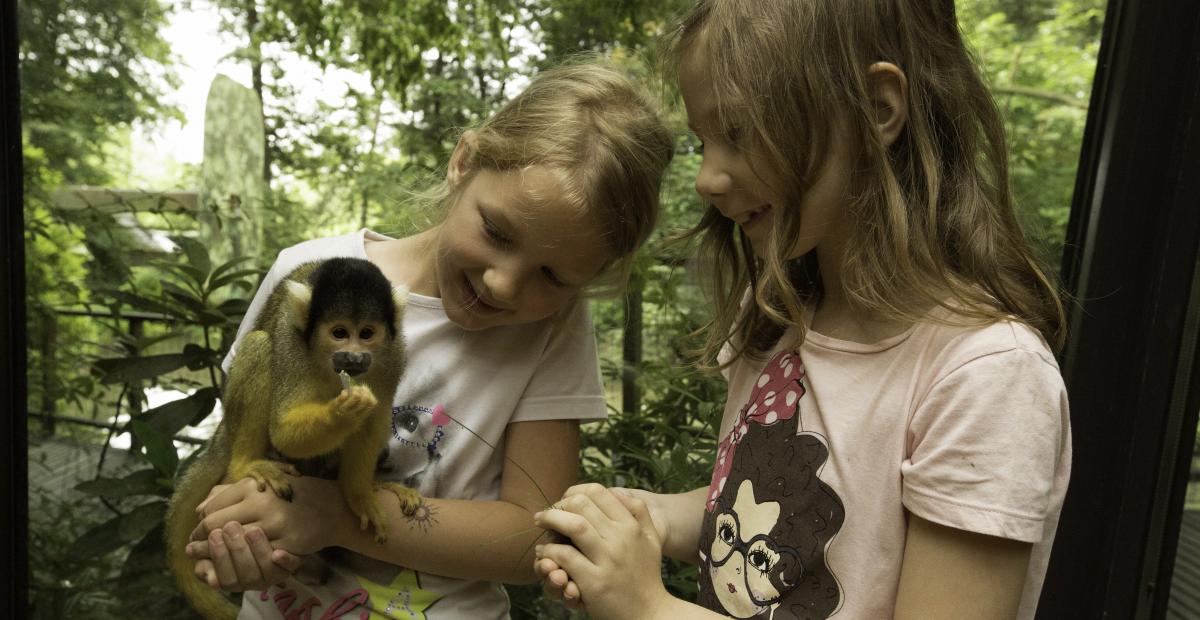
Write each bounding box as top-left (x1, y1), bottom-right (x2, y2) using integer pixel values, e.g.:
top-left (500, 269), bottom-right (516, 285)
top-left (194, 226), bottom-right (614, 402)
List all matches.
top-left (1039, 0), bottom-right (1200, 617)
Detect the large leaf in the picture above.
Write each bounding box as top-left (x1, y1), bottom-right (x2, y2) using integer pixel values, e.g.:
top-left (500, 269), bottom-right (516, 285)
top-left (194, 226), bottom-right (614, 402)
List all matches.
top-left (137, 387), bottom-right (219, 436)
top-left (117, 501), bottom-right (169, 543)
top-left (209, 268), bottom-right (261, 293)
top-left (217, 297), bottom-right (251, 317)
top-left (131, 419), bottom-right (180, 475)
top-left (94, 351), bottom-right (203, 383)
top-left (172, 235), bottom-right (213, 281)
top-left (74, 468), bottom-right (166, 499)
top-left (97, 289), bottom-right (183, 317)
top-left (67, 502), bottom-right (166, 561)
top-left (68, 514), bottom-right (128, 560)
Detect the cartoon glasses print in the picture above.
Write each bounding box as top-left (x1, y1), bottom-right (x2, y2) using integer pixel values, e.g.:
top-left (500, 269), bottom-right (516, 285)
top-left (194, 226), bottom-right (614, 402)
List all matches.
top-left (710, 507), bottom-right (803, 607)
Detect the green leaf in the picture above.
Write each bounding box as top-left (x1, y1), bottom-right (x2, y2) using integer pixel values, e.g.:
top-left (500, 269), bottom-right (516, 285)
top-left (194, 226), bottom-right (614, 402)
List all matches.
top-left (94, 352), bottom-right (199, 383)
top-left (172, 235), bottom-right (212, 280)
top-left (131, 419), bottom-right (180, 476)
top-left (117, 501), bottom-right (169, 543)
top-left (74, 468), bottom-right (166, 499)
top-left (209, 268), bottom-right (262, 292)
top-left (217, 297), bottom-right (251, 317)
top-left (137, 387), bottom-right (219, 436)
top-left (210, 255), bottom-right (258, 284)
top-left (97, 289), bottom-right (181, 317)
top-left (68, 515), bottom-right (127, 560)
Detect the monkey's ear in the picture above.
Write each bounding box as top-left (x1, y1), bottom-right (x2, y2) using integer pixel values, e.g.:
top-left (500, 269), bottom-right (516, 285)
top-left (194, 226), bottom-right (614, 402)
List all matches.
top-left (285, 280), bottom-right (313, 332)
top-left (391, 285), bottom-right (408, 334)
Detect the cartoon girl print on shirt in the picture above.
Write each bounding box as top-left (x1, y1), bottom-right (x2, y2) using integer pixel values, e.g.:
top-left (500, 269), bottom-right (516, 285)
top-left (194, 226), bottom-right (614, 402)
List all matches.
top-left (380, 403), bottom-right (452, 496)
top-left (698, 351), bottom-right (845, 619)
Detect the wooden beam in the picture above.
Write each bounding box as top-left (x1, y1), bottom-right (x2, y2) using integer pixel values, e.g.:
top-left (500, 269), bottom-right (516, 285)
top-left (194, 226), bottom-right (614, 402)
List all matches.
top-left (50, 186), bottom-right (199, 213)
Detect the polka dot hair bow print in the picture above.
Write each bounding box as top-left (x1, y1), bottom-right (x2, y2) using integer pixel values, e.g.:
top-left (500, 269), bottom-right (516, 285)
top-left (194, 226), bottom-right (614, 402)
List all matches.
top-left (706, 351), bottom-right (806, 511)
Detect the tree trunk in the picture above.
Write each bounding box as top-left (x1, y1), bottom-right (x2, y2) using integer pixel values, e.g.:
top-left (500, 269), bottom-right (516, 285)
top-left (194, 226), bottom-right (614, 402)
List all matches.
top-left (247, 0), bottom-right (271, 187)
top-left (622, 281), bottom-right (643, 415)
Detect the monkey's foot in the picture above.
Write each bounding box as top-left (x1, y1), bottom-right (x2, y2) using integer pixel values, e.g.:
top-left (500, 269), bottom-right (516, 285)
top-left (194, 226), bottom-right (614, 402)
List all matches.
top-left (377, 482), bottom-right (423, 517)
top-left (344, 491), bottom-right (389, 544)
top-left (236, 460), bottom-right (298, 501)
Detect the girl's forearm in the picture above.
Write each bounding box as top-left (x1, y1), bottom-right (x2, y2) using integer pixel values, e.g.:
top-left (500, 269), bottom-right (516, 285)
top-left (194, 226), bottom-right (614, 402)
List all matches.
top-left (331, 489), bottom-right (550, 584)
top-left (656, 487), bottom-right (708, 563)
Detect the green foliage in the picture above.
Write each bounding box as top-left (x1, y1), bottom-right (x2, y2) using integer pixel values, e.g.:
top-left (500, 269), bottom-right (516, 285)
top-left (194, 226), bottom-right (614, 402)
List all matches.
top-left (19, 0), bottom-right (180, 185)
top-left (959, 0), bottom-right (1106, 269)
top-left (27, 231), bottom-right (257, 617)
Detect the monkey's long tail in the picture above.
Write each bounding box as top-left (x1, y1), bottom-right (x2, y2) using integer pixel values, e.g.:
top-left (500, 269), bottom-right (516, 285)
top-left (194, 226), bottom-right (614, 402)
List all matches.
top-left (165, 446), bottom-right (240, 620)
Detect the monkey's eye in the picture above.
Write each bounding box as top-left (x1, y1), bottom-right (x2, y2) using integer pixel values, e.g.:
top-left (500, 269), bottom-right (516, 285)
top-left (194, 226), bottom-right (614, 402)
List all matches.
top-left (332, 326), bottom-right (350, 340)
top-left (359, 327), bottom-right (375, 340)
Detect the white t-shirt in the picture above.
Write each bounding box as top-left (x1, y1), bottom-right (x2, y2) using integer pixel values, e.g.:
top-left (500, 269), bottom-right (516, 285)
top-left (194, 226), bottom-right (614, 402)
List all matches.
top-left (223, 229), bottom-right (607, 619)
top-left (696, 315), bottom-right (1071, 619)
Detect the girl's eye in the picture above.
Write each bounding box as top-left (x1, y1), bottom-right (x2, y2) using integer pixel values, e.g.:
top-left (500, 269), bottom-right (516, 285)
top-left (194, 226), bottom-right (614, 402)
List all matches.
top-left (541, 267), bottom-right (566, 287)
top-left (332, 326), bottom-right (349, 340)
top-left (482, 215), bottom-right (510, 246)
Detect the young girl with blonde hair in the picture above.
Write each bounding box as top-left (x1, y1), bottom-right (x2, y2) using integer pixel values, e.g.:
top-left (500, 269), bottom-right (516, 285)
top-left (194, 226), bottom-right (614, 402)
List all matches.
top-left (179, 62), bottom-right (674, 619)
top-left (534, 1), bottom-right (1071, 618)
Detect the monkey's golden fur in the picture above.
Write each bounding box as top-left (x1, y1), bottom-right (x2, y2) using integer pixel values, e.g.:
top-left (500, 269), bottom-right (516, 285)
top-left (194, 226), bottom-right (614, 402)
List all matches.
top-left (165, 258), bottom-right (419, 619)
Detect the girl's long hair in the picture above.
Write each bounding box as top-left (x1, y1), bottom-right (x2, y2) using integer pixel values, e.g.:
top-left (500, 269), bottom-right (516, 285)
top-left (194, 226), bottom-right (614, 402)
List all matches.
top-left (673, 0), bottom-right (1066, 368)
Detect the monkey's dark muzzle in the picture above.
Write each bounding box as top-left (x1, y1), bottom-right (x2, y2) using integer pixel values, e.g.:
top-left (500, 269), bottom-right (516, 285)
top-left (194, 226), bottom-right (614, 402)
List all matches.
top-left (332, 351), bottom-right (372, 377)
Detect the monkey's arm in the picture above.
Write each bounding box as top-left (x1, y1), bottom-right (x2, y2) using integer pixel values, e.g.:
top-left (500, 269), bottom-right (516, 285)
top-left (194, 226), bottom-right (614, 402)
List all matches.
top-left (268, 383), bottom-right (378, 459)
top-left (192, 419), bottom-right (578, 584)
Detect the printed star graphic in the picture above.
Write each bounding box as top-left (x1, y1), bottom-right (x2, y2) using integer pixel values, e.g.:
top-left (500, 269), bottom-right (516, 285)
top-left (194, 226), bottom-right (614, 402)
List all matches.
top-left (356, 568), bottom-right (444, 619)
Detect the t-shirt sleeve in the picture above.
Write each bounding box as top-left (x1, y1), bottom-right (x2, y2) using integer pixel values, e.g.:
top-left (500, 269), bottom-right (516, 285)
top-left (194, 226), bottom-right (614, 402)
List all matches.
top-left (510, 301), bottom-right (607, 424)
top-left (900, 347), bottom-right (1069, 543)
top-left (221, 254), bottom-right (288, 374)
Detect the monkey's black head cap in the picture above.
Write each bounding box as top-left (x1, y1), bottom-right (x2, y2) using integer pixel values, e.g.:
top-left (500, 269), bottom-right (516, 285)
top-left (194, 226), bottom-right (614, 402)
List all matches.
top-left (305, 257), bottom-right (399, 342)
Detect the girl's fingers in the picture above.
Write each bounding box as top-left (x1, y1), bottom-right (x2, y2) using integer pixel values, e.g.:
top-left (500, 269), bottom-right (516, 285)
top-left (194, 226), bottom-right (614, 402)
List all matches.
top-left (209, 530), bottom-right (244, 592)
top-left (222, 522), bottom-right (266, 591)
top-left (244, 525), bottom-right (295, 587)
top-left (535, 541), bottom-right (591, 579)
top-left (271, 547), bottom-right (305, 575)
top-left (612, 491), bottom-right (659, 542)
top-left (561, 579), bottom-right (583, 609)
top-left (534, 505), bottom-right (605, 558)
top-left (195, 479), bottom-right (250, 517)
top-left (193, 558), bottom-right (217, 588)
top-left (534, 557), bottom-right (559, 579)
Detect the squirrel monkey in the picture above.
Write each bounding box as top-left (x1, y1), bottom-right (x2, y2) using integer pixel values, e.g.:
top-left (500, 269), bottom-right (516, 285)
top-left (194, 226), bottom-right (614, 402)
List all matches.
top-left (165, 257), bottom-right (420, 619)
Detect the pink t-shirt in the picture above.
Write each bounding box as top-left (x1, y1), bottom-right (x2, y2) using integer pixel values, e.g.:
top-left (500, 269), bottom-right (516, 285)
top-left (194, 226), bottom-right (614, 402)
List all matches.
top-left (696, 316), bottom-right (1071, 619)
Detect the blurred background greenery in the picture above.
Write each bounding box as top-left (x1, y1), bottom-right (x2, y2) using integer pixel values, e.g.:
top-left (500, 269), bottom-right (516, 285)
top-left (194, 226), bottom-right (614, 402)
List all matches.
top-left (21, 0), bottom-right (1105, 617)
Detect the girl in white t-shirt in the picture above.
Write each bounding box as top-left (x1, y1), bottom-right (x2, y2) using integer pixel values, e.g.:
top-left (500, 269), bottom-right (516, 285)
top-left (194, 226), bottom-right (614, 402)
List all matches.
top-left (179, 63), bottom-right (674, 619)
top-left (534, 2), bottom-right (1071, 619)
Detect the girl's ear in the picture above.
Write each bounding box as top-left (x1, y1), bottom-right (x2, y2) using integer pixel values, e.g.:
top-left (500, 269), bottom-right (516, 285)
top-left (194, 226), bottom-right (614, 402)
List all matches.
top-left (867, 62), bottom-right (909, 146)
top-left (447, 130), bottom-right (478, 187)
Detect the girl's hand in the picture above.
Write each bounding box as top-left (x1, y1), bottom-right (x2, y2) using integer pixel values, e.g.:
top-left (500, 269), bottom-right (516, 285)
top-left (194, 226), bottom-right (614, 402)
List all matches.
top-left (533, 483), bottom-right (673, 620)
top-left (188, 475), bottom-right (345, 558)
top-left (533, 486), bottom-right (666, 610)
top-left (534, 556), bottom-right (583, 609)
top-left (186, 521), bottom-right (304, 591)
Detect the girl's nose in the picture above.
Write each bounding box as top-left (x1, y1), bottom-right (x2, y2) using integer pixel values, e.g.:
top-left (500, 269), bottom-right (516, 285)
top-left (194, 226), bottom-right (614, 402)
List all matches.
top-left (481, 265), bottom-right (521, 307)
top-left (694, 153), bottom-right (733, 202)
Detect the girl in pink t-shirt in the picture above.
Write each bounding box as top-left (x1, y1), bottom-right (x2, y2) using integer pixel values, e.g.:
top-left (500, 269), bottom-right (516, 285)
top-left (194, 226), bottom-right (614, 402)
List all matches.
top-left (534, 1), bottom-right (1071, 618)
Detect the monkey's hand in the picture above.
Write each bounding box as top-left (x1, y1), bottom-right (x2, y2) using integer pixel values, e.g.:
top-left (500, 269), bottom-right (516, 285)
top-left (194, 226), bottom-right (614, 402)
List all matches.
top-left (378, 482), bottom-right (423, 517)
top-left (333, 384), bottom-right (378, 424)
top-left (228, 459), bottom-right (301, 501)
